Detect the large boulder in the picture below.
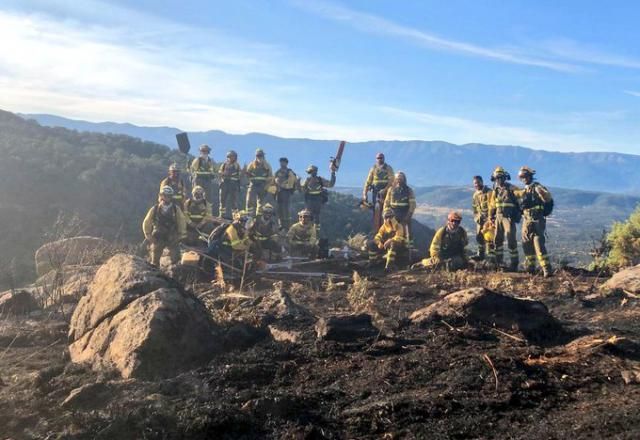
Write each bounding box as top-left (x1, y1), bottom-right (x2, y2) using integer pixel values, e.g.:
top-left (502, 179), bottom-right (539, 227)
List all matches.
top-left (68, 254), bottom-right (171, 341)
top-left (601, 265), bottom-right (640, 295)
top-left (409, 287), bottom-right (564, 344)
top-left (68, 254), bottom-right (220, 379)
top-left (0, 290), bottom-right (39, 315)
top-left (35, 236), bottom-right (111, 277)
top-left (69, 287), bottom-right (220, 379)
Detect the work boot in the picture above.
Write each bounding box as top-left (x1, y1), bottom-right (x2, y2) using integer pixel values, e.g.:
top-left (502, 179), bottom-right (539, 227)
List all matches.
top-left (508, 259), bottom-right (519, 272)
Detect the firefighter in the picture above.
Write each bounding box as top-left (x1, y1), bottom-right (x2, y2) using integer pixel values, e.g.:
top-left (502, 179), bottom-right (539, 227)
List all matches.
top-left (286, 209), bottom-right (318, 258)
top-left (488, 166), bottom-right (521, 271)
top-left (383, 171), bottom-right (416, 226)
top-left (366, 208), bottom-right (407, 271)
top-left (363, 152), bottom-right (394, 228)
top-left (218, 150), bottom-right (242, 219)
top-left (184, 185), bottom-right (214, 246)
top-left (190, 144), bottom-right (217, 207)
top-left (142, 186), bottom-right (187, 266)
top-left (472, 175), bottom-right (492, 260)
top-left (301, 164), bottom-right (336, 236)
top-left (159, 163), bottom-right (186, 209)
top-left (207, 210), bottom-right (252, 268)
top-left (248, 203), bottom-right (281, 261)
top-left (245, 148), bottom-right (273, 217)
top-left (518, 166), bottom-right (554, 277)
top-left (418, 212), bottom-right (468, 271)
top-left (274, 157), bottom-right (298, 230)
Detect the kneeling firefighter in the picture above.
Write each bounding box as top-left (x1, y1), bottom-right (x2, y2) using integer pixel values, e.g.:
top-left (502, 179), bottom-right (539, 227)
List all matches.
top-left (417, 211), bottom-right (468, 271)
top-left (366, 208), bottom-right (407, 271)
top-left (286, 209), bottom-right (318, 258)
top-left (248, 203), bottom-right (281, 261)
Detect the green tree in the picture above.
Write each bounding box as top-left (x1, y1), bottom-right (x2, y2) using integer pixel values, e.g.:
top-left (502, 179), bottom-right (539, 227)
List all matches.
top-left (605, 204), bottom-right (640, 269)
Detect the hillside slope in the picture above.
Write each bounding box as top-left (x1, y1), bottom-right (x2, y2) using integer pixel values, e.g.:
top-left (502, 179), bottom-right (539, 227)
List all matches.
top-left (24, 113), bottom-right (640, 194)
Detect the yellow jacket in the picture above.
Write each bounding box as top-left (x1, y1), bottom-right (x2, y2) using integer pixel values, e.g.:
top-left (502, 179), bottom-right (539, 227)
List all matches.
top-left (472, 186), bottom-right (491, 223)
top-left (223, 224), bottom-right (251, 251)
top-left (159, 177), bottom-right (186, 206)
top-left (384, 185), bottom-right (416, 215)
top-left (245, 160), bottom-right (273, 185)
top-left (364, 163), bottom-right (394, 193)
top-left (488, 183), bottom-right (521, 219)
top-left (142, 203), bottom-right (187, 241)
top-left (275, 167), bottom-right (298, 191)
top-left (184, 199), bottom-right (213, 226)
top-left (429, 226), bottom-right (467, 261)
top-left (219, 161), bottom-right (241, 182)
top-left (374, 218), bottom-right (406, 247)
top-left (190, 157), bottom-right (217, 178)
top-left (287, 222), bottom-right (318, 246)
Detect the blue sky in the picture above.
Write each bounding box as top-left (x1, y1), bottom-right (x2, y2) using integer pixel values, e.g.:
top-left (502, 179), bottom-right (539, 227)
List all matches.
top-left (1, 0), bottom-right (639, 153)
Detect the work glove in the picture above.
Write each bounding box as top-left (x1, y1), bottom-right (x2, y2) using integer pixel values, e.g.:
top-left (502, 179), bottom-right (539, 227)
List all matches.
top-left (383, 239), bottom-right (393, 250)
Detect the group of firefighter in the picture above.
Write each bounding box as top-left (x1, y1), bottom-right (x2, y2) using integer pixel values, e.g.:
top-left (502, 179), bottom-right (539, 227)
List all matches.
top-left (142, 145), bottom-right (554, 278)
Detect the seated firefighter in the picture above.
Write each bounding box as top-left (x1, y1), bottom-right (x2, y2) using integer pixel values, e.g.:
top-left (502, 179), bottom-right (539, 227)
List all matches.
top-left (418, 211), bottom-right (468, 271)
top-left (366, 208), bottom-right (407, 271)
top-left (207, 210), bottom-right (251, 269)
top-left (248, 203), bottom-right (281, 261)
top-left (286, 209), bottom-right (318, 258)
top-left (184, 185), bottom-right (214, 246)
top-left (142, 186), bottom-right (187, 266)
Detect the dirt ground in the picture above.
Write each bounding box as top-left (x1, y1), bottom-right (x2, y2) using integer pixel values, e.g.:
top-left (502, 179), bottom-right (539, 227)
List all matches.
top-left (2, 267), bottom-right (640, 439)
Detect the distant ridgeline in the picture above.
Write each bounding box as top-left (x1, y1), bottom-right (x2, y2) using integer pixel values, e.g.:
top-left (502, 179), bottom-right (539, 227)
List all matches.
top-left (25, 113), bottom-right (640, 194)
top-left (2, 110), bottom-right (417, 287)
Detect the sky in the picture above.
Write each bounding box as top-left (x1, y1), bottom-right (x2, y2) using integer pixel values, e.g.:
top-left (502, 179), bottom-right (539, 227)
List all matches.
top-left (1, 0), bottom-right (639, 154)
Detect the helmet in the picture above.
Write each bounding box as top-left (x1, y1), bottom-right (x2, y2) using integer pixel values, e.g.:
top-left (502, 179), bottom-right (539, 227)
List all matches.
top-left (376, 152), bottom-right (385, 160)
top-left (255, 148), bottom-right (265, 157)
top-left (261, 203), bottom-right (275, 214)
top-left (306, 165), bottom-right (318, 174)
top-left (491, 166), bottom-right (510, 181)
top-left (279, 157), bottom-right (288, 163)
top-left (226, 150), bottom-right (237, 158)
top-left (160, 186), bottom-right (174, 197)
top-left (192, 185), bottom-right (205, 196)
top-left (169, 163), bottom-right (179, 172)
top-left (395, 171), bottom-right (407, 183)
top-left (233, 210), bottom-right (249, 222)
top-left (483, 228), bottom-right (494, 243)
top-left (383, 208), bottom-right (395, 219)
top-left (518, 166), bottom-right (536, 178)
top-left (199, 144), bottom-right (211, 153)
top-left (298, 209), bottom-right (313, 218)
top-left (447, 211), bottom-right (462, 222)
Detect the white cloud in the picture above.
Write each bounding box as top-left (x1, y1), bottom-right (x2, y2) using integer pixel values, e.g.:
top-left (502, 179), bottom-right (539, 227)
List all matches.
top-left (540, 39), bottom-right (640, 69)
top-left (291, 0), bottom-right (583, 72)
top-left (378, 106), bottom-right (622, 153)
top-left (625, 90), bottom-right (640, 98)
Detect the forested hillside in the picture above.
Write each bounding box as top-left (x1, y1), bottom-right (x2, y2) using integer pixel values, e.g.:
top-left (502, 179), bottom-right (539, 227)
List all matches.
top-left (0, 110), bottom-right (432, 287)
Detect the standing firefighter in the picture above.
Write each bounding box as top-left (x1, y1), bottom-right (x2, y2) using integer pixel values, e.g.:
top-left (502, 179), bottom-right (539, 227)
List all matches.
top-left (159, 163), bottom-right (186, 209)
top-left (363, 153), bottom-right (394, 230)
top-left (142, 186), bottom-right (187, 266)
top-left (184, 185), bottom-right (213, 245)
top-left (418, 212), bottom-right (468, 271)
top-left (190, 144), bottom-right (217, 207)
top-left (383, 171), bottom-right (416, 226)
top-left (518, 166), bottom-right (554, 277)
top-left (245, 148), bottom-right (273, 217)
top-left (218, 150), bottom-right (242, 219)
top-left (301, 164), bottom-right (336, 236)
top-left (366, 208), bottom-right (407, 271)
top-left (472, 175), bottom-right (492, 260)
top-left (248, 203), bottom-right (281, 261)
top-left (286, 209), bottom-right (318, 258)
top-left (274, 157), bottom-right (298, 230)
top-left (488, 166), bottom-right (521, 271)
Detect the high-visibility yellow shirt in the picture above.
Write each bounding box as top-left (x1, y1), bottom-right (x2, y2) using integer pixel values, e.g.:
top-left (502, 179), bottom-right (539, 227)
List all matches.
top-left (223, 224), bottom-right (250, 251)
top-left (184, 199), bottom-right (213, 225)
top-left (374, 217), bottom-right (406, 246)
top-left (245, 160), bottom-right (273, 184)
top-left (472, 186), bottom-right (491, 222)
top-left (287, 222), bottom-right (317, 246)
top-left (142, 203), bottom-right (187, 240)
top-left (383, 185), bottom-right (416, 214)
top-left (190, 157), bottom-right (217, 177)
top-left (364, 163), bottom-right (394, 193)
top-left (429, 226), bottom-right (468, 260)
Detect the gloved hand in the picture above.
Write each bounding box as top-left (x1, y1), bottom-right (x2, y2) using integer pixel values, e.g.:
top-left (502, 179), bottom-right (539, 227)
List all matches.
top-left (383, 239), bottom-right (393, 250)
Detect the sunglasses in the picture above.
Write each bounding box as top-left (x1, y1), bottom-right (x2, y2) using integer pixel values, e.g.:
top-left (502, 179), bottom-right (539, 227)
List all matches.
top-left (449, 219), bottom-right (461, 224)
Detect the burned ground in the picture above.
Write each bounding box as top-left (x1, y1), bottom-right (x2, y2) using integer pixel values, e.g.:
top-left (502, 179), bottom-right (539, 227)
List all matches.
top-left (2, 268), bottom-right (640, 439)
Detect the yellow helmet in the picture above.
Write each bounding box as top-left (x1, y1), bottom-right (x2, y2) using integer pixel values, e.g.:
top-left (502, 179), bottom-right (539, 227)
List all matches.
top-left (491, 166), bottom-right (510, 181)
top-left (233, 211), bottom-right (249, 222)
top-left (192, 185), bottom-right (205, 196)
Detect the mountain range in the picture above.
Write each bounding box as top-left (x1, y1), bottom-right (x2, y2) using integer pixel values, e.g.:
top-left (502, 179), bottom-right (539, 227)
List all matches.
top-left (23, 113), bottom-right (640, 194)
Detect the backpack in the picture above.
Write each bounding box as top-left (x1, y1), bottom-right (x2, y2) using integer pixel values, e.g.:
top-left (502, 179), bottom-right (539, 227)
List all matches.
top-left (543, 198), bottom-right (554, 217)
top-left (208, 222), bottom-right (230, 247)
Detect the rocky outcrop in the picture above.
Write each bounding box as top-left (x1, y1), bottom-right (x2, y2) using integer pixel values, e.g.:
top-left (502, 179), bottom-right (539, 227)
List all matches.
top-left (68, 254), bottom-right (220, 379)
top-left (410, 287), bottom-right (563, 344)
top-left (601, 265), bottom-right (640, 295)
top-left (35, 236), bottom-right (111, 277)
